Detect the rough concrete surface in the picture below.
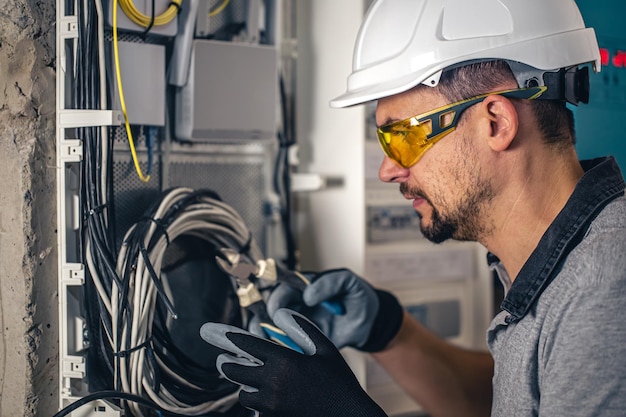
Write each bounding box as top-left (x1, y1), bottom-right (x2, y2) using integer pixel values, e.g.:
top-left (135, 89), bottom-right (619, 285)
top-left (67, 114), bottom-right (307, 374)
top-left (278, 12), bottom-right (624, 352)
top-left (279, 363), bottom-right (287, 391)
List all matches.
top-left (0, 1), bottom-right (58, 416)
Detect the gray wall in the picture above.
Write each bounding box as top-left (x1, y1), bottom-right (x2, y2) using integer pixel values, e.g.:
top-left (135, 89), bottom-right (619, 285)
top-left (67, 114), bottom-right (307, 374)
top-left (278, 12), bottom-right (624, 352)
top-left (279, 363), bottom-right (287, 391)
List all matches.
top-left (0, 1), bottom-right (58, 416)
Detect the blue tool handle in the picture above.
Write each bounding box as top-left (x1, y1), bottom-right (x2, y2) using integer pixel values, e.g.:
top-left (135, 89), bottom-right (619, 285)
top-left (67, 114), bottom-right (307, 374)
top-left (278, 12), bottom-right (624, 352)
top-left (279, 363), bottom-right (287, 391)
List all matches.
top-left (247, 300), bottom-right (304, 353)
top-left (260, 323), bottom-right (304, 354)
top-left (321, 300), bottom-right (345, 315)
top-left (288, 270), bottom-right (346, 315)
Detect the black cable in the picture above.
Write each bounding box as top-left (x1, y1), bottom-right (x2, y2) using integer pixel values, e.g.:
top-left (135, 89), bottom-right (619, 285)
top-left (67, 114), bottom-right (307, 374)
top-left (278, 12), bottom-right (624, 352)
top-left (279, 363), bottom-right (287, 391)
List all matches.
top-left (68, 1), bottom-right (265, 414)
top-left (106, 189), bottom-right (257, 413)
top-left (73, 0), bottom-right (121, 396)
top-left (50, 390), bottom-right (236, 417)
top-left (276, 75), bottom-right (297, 269)
top-left (141, 0), bottom-right (157, 37)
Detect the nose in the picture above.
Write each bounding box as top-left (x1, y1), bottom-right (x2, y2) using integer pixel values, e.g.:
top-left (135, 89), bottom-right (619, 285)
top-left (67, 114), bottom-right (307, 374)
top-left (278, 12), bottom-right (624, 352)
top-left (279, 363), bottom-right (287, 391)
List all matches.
top-left (378, 156), bottom-right (410, 183)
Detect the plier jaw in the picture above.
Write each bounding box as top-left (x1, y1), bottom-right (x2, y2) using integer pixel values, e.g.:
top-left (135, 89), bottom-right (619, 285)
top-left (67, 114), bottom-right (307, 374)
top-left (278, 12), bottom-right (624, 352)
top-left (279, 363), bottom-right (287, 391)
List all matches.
top-left (216, 247), bottom-right (345, 315)
top-left (215, 247), bottom-right (304, 353)
top-left (216, 249), bottom-right (257, 283)
top-left (215, 248), bottom-right (262, 307)
top-left (216, 248), bottom-right (276, 284)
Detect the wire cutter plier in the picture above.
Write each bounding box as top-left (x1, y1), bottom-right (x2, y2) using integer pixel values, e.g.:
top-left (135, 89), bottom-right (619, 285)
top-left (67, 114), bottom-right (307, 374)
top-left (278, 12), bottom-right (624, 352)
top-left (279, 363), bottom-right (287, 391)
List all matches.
top-left (216, 248), bottom-right (344, 351)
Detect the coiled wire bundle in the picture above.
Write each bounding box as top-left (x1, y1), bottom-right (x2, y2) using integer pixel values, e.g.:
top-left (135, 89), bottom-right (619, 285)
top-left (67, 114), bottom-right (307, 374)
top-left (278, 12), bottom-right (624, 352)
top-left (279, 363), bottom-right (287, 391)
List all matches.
top-left (90, 187), bottom-right (263, 416)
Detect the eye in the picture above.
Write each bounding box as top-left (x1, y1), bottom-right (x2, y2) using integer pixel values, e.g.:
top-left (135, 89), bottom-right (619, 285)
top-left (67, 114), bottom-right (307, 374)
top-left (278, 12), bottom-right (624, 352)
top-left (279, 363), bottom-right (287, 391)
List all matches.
top-left (419, 119), bottom-right (433, 136)
top-left (388, 126), bottom-right (409, 139)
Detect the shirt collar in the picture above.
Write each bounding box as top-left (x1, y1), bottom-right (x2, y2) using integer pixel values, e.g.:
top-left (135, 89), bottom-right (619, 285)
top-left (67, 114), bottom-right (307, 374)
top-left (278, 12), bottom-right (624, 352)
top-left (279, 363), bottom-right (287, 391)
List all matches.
top-left (488, 156), bottom-right (625, 322)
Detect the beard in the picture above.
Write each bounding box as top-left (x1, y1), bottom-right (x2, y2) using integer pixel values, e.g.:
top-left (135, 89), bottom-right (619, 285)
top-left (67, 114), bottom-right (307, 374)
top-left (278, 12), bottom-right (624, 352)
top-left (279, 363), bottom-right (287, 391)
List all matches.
top-left (400, 175), bottom-right (495, 244)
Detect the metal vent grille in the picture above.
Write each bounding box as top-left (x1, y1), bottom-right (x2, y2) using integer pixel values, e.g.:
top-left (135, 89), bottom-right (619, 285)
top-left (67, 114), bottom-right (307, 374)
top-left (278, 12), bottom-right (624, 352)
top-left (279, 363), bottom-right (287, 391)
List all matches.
top-left (198, 0), bottom-right (248, 38)
top-left (112, 153), bottom-right (162, 247)
top-left (166, 148), bottom-right (268, 248)
top-left (111, 126), bottom-right (272, 252)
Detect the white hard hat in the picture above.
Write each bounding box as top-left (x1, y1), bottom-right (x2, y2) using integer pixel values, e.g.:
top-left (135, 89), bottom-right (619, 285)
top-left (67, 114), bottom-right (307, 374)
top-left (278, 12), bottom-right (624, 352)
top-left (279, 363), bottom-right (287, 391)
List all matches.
top-left (330, 0), bottom-right (601, 108)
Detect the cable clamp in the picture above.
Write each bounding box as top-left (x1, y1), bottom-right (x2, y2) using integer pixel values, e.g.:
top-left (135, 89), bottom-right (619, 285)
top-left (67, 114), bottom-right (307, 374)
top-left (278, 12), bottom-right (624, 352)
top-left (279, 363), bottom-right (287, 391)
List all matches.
top-left (169, 1), bottom-right (182, 14)
top-left (59, 16), bottom-right (78, 39)
top-left (59, 139), bottom-right (83, 162)
top-left (62, 263), bottom-right (85, 284)
top-left (141, 216), bottom-right (171, 245)
top-left (87, 204), bottom-right (108, 218)
top-left (113, 336), bottom-right (153, 358)
top-left (62, 356), bottom-right (85, 378)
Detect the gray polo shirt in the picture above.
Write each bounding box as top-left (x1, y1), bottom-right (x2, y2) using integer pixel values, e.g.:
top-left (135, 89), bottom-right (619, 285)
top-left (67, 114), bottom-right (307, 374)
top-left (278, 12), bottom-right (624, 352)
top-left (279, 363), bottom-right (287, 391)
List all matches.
top-left (487, 157), bottom-right (626, 416)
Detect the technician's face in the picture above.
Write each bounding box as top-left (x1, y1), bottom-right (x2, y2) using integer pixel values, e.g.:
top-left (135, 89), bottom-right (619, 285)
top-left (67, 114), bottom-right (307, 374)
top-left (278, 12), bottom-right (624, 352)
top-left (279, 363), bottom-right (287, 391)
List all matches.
top-left (376, 87), bottom-right (495, 243)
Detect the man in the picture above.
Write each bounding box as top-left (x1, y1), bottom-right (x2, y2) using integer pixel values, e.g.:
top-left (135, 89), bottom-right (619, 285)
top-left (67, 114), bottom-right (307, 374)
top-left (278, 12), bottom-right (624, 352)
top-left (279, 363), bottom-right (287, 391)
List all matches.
top-left (201, 0), bottom-right (626, 416)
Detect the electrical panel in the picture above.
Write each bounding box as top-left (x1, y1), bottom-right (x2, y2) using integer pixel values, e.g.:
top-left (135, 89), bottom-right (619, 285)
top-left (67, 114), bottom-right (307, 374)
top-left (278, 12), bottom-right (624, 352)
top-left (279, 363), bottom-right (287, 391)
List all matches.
top-left (366, 204), bottom-right (422, 244)
top-left (56, 0), bottom-right (292, 416)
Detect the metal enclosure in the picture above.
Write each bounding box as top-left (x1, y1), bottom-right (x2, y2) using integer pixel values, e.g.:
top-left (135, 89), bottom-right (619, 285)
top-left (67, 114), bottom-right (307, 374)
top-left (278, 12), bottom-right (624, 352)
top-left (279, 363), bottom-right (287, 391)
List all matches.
top-left (175, 40), bottom-right (279, 141)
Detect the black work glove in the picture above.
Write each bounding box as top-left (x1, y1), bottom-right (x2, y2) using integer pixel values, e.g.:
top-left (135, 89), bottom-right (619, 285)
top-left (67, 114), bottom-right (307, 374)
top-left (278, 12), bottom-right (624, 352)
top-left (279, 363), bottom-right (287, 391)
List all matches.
top-left (200, 308), bottom-right (388, 417)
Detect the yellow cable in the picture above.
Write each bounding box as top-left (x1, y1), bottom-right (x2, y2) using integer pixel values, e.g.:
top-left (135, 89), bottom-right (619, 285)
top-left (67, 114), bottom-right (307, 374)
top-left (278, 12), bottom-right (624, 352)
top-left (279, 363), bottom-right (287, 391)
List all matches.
top-left (118, 0), bottom-right (182, 28)
top-left (113, 0), bottom-right (150, 183)
top-left (209, 0), bottom-right (231, 17)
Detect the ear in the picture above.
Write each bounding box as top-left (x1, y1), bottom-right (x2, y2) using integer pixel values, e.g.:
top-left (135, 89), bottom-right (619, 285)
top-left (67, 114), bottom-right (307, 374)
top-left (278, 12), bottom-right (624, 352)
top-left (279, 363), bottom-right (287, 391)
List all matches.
top-left (480, 95), bottom-right (519, 152)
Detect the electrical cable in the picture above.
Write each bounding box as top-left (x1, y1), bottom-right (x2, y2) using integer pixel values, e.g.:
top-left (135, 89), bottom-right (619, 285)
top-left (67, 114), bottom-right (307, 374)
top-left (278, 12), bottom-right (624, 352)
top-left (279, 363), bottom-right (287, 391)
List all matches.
top-left (94, 0), bottom-right (109, 197)
top-left (147, 126), bottom-right (158, 176)
top-left (275, 75), bottom-right (297, 269)
top-left (209, 0), bottom-right (231, 17)
top-left (88, 187), bottom-right (262, 417)
top-left (113, 0), bottom-right (151, 182)
top-left (118, 0), bottom-right (182, 28)
top-left (74, 0), bottom-right (120, 395)
top-left (61, 1), bottom-right (290, 415)
top-left (76, 189), bottom-right (258, 417)
top-left (50, 390), bottom-right (248, 417)
top-left (141, 0), bottom-right (157, 36)
top-left (63, 1), bottom-right (252, 415)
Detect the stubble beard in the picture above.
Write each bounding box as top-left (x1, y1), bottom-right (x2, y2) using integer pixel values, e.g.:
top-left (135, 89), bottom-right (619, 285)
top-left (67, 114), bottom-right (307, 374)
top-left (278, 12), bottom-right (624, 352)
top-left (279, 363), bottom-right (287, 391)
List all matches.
top-left (400, 176), bottom-right (495, 244)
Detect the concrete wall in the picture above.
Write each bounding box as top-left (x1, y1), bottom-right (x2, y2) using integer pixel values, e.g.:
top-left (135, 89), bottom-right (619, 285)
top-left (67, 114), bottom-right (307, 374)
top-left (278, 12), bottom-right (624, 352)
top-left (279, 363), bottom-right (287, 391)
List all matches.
top-left (0, 1), bottom-right (58, 416)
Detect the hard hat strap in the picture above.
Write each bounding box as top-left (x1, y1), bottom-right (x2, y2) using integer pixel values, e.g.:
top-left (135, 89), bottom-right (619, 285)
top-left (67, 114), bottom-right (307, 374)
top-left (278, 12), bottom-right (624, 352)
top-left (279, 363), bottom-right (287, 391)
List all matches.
top-left (506, 61), bottom-right (590, 106)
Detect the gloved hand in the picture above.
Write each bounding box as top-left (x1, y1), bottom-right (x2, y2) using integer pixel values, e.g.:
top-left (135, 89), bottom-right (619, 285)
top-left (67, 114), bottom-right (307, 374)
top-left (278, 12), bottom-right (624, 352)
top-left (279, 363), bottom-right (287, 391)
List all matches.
top-left (200, 309), bottom-right (388, 417)
top-left (250, 268), bottom-right (403, 352)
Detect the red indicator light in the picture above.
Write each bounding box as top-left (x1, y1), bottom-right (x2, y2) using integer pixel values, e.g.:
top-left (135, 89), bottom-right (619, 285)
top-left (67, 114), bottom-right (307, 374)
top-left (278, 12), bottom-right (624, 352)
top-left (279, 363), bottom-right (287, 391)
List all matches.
top-left (600, 48), bottom-right (610, 66)
top-left (598, 47), bottom-right (626, 68)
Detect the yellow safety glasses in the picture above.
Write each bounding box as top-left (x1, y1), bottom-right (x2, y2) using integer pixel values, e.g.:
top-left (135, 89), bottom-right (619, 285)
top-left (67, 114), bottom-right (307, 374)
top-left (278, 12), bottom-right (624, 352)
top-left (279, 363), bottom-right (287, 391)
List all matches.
top-left (376, 86), bottom-right (547, 168)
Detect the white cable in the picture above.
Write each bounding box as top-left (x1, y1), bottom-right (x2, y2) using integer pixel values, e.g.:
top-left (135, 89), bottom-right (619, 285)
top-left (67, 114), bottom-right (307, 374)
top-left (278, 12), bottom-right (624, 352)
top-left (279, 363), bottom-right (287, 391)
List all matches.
top-left (107, 188), bottom-right (262, 415)
top-left (82, 3), bottom-right (253, 414)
